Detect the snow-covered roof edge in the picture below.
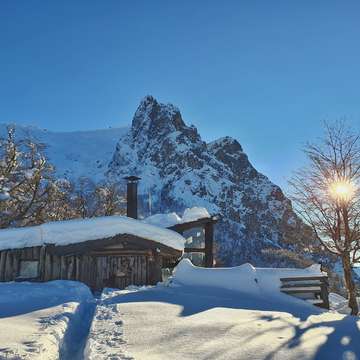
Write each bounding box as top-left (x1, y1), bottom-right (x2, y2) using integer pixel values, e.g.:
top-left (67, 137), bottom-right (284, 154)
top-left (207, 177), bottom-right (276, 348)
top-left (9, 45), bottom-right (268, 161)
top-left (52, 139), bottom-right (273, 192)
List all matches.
top-left (143, 207), bottom-right (211, 228)
top-left (0, 216), bottom-right (185, 252)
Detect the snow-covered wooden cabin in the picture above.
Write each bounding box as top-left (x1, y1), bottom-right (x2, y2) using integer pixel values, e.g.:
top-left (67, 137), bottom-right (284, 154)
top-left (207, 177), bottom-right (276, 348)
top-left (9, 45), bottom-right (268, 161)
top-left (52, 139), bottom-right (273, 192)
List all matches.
top-left (0, 216), bottom-right (185, 290)
top-left (0, 176), bottom-right (218, 290)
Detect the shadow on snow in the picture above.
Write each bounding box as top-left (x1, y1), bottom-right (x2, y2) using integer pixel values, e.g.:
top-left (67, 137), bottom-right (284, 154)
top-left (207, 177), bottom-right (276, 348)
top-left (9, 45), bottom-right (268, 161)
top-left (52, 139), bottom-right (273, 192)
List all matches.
top-left (104, 285), bottom-right (360, 360)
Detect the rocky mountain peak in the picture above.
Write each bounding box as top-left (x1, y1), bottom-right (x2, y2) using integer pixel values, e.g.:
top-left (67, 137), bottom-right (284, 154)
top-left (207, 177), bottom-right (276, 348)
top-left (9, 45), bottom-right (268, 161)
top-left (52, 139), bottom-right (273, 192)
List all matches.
top-left (132, 95), bottom-right (186, 142)
top-left (209, 136), bottom-right (243, 154)
top-left (108, 96), bottom-right (316, 266)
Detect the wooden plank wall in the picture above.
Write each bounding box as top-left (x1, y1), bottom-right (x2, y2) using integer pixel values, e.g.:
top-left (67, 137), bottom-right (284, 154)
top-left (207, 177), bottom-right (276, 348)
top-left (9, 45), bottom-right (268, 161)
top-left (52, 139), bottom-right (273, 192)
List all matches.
top-left (0, 246), bottom-right (152, 290)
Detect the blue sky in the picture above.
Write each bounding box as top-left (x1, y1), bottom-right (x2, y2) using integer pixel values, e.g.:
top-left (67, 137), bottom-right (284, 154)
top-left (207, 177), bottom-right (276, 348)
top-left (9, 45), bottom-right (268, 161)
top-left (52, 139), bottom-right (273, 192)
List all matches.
top-left (1, 1), bottom-right (360, 190)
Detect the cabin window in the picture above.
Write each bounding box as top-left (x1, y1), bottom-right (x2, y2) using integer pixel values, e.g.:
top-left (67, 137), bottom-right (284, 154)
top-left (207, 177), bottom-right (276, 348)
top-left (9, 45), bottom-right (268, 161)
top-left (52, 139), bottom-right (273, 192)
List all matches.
top-left (18, 260), bottom-right (39, 279)
top-left (183, 227), bottom-right (205, 248)
top-left (183, 252), bottom-right (205, 266)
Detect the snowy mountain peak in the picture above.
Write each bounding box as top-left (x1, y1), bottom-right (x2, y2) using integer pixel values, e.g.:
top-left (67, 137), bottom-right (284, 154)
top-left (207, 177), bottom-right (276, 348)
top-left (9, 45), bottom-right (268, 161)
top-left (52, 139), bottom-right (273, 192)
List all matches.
top-left (208, 136), bottom-right (243, 153)
top-left (132, 95), bottom-right (187, 142)
top-left (108, 96), bottom-right (314, 266)
top-left (2, 98), bottom-right (316, 267)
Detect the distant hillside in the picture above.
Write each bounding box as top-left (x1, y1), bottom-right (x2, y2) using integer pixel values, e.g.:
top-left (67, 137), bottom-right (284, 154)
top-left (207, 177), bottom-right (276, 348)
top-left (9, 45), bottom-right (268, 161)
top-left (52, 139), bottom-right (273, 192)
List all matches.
top-left (0, 124), bottom-right (128, 181)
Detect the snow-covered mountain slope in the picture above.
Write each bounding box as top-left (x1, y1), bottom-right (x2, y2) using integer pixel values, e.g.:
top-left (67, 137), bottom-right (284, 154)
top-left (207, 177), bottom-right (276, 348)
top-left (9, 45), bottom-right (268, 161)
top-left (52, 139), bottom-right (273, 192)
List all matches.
top-left (1, 97), bottom-right (318, 266)
top-left (108, 96), bottom-right (316, 266)
top-left (0, 124), bottom-right (128, 181)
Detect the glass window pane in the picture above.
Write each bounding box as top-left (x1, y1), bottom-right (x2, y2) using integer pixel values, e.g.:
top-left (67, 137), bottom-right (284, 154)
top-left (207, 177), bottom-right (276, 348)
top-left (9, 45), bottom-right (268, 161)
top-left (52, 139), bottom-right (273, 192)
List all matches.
top-left (183, 227), bottom-right (205, 248)
top-left (183, 252), bottom-right (205, 266)
top-left (18, 260), bottom-right (39, 279)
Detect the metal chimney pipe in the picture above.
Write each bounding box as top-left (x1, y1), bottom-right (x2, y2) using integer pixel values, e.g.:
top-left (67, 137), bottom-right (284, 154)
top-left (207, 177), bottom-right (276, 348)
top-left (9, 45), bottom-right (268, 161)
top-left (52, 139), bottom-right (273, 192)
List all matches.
top-left (124, 176), bottom-right (141, 219)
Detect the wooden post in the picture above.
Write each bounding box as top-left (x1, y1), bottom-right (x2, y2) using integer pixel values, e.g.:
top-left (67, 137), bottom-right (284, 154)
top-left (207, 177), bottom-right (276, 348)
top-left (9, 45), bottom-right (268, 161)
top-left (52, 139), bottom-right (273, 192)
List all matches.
top-left (320, 279), bottom-right (330, 309)
top-left (204, 222), bottom-right (214, 267)
top-left (0, 251), bottom-right (6, 281)
top-left (148, 250), bottom-right (162, 284)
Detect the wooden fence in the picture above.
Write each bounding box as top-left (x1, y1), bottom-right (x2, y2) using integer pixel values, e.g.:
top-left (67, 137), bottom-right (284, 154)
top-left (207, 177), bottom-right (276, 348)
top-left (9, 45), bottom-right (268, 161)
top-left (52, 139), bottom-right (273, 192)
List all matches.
top-left (280, 275), bottom-right (330, 309)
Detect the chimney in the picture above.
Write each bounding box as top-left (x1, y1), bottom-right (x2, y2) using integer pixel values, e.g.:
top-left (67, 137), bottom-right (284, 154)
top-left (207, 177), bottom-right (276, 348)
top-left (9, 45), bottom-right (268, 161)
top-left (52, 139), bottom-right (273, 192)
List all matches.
top-left (124, 176), bottom-right (141, 219)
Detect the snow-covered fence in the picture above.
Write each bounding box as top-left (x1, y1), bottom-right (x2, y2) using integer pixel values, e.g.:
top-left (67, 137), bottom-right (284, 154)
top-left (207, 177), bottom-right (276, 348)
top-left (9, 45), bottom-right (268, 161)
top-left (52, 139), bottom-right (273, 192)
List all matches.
top-left (280, 275), bottom-right (330, 309)
top-left (171, 259), bottom-right (330, 309)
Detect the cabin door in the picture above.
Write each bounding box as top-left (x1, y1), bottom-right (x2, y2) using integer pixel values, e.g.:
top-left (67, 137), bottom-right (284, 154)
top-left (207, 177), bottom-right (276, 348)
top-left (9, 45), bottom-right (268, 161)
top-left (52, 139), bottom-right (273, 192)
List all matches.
top-left (100, 255), bottom-right (148, 289)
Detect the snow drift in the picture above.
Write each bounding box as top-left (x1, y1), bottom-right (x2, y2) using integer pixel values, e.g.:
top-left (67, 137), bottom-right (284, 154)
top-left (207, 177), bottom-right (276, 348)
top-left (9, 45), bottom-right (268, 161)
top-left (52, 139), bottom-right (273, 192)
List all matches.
top-left (0, 280), bottom-right (93, 360)
top-left (171, 259), bottom-right (325, 295)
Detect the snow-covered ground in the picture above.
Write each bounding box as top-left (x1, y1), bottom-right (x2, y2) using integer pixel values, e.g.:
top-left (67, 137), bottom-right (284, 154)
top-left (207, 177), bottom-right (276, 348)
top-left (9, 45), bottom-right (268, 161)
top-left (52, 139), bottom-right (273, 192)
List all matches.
top-left (86, 261), bottom-right (360, 360)
top-left (1, 262), bottom-right (360, 360)
top-left (0, 281), bottom-right (93, 360)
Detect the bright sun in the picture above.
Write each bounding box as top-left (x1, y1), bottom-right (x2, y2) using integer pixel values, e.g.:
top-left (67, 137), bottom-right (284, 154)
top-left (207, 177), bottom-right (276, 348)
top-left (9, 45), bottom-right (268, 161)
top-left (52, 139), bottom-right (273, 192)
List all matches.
top-left (329, 180), bottom-right (355, 202)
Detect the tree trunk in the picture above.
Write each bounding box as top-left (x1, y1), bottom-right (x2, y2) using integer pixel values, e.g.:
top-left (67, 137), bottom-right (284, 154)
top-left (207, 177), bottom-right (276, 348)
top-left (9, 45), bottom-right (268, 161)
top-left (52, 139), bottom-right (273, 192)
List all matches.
top-left (342, 254), bottom-right (359, 315)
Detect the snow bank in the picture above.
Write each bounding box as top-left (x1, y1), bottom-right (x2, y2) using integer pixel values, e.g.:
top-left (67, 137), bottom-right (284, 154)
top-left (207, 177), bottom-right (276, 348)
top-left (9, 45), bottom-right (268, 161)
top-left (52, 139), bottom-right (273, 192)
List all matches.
top-left (171, 259), bottom-right (325, 295)
top-left (172, 258), bottom-right (261, 295)
top-left (144, 206), bottom-right (211, 228)
top-left (329, 293), bottom-right (351, 314)
top-left (0, 281), bottom-right (93, 360)
top-left (0, 215), bottom-right (186, 251)
top-left (0, 280), bottom-right (92, 309)
top-left (255, 264), bottom-right (325, 293)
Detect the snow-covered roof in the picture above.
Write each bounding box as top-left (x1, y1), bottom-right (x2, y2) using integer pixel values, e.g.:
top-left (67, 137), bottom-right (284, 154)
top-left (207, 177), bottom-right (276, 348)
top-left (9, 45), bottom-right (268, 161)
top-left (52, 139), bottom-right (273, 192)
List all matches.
top-left (143, 207), bottom-right (211, 228)
top-left (0, 216), bottom-right (186, 252)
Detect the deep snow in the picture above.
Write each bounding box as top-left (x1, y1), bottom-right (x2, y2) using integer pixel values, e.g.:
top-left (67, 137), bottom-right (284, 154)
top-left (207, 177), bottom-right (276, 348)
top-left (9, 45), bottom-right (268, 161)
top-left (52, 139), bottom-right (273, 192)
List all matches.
top-left (85, 286), bottom-right (360, 360)
top-left (0, 281), bottom-right (93, 359)
top-left (1, 262), bottom-right (359, 360)
top-left (172, 259), bottom-right (325, 296)
top-left (85, 261), bottom-right (360, 360)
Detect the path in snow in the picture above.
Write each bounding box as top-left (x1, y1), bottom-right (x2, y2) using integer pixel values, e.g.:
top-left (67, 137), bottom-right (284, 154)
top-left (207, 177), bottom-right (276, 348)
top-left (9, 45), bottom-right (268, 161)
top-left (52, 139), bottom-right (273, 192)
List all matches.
top-left (0, 281), bottom-right (93, 360)
top-left (86, 285), bottom-right (360, 360)
top-left (59, 299), bottom-right (97, 360)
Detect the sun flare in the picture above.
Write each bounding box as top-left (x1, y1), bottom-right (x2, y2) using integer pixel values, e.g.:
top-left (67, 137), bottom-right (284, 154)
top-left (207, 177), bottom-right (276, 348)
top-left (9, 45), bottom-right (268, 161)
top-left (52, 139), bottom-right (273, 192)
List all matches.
top-left (329, 180), bottom-right (355, 202)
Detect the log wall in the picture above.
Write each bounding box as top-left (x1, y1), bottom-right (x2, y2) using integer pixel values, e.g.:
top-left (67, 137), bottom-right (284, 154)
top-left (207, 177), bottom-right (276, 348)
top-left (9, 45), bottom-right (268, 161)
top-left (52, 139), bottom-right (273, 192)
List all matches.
top-left (0, 246), bottom-right (161, 290)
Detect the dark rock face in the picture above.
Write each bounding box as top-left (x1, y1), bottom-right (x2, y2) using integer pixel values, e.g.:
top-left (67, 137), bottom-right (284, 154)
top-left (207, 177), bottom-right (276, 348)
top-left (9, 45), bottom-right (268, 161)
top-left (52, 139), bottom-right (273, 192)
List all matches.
top-left (108, 96), bottom-right (316, 266)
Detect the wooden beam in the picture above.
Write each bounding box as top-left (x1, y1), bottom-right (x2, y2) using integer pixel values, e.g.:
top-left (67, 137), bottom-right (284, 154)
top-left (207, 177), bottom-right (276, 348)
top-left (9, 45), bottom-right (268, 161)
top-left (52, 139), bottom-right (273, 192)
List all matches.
top-left (280, 276), bottom-right (328, 283)
top-left (204, 222), bottom-right (214, 267)
top-left (184, 247), bottom-right (206, 253)
top-left (168, 216), bottom-right (218, 233)
top-left (46, 234), bottom-right (182, 258)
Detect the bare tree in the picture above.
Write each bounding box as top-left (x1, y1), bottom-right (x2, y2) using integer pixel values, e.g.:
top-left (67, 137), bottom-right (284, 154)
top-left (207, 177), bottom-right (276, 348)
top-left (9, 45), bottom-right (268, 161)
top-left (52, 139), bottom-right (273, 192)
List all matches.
top-left (1, 127), bottom-right (127, 232)
top-left (0, 127), bottom-right (55, 228)
top-left (71, 177), bottom-right (97, 218)
top-left (290, 121), bottom-right (360, 315)
top-left (68, 178), bottom-right (125, 218)
top-left (94, 182), bottom-right (125, 216)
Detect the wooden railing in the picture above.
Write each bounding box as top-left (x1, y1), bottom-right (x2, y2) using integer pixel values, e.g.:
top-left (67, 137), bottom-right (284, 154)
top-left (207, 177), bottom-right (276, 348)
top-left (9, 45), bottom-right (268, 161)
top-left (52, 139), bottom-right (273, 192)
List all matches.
top-left (280, 275), bottom-right (330, 309)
